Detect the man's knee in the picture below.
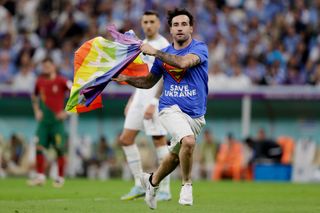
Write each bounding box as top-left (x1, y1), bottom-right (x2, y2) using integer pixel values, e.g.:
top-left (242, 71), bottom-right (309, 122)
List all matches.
top-left (169, 153), bottom-right (180, 164)
top-left (181, 135), bottom-right (195, 152)
top-left (152, 135), bottom-right (167, 147)
top-left (119, 134), bottom-right (132, 146)
top-left (119, 130), bottom-right (137, 146)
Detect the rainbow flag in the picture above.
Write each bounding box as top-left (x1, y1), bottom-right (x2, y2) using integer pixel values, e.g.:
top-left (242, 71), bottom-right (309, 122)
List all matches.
top-left (65, 25), bottom-right (148, 113)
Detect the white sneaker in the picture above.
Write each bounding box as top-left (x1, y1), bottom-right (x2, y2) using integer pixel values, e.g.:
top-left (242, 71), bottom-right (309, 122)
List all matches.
top-left (27, 174), bottom-right (46, 186)
top-left (140, 173), bottom-right (159, 209)
top-left (179, 183), bottom-right (193, 206)
top-left (120, 186), bottom-right (145, 200)
top-left (52, 177), bottom-right (65, 188)
top-left (156, 191), bottom-right (172, 201)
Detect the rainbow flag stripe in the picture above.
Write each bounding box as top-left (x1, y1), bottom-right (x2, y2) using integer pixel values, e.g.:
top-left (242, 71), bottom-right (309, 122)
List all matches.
top-left (65, 25), bottom-right (147, 113)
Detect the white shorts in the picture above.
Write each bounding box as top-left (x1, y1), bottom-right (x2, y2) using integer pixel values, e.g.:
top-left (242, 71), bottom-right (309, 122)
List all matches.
top-left (124, 103), bottom-right (167, 136)
top-left (159, 105), bottom-right (206, 154)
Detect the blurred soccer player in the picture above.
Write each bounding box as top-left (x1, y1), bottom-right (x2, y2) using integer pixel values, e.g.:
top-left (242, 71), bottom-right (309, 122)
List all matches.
top-left (113, 8), bottom-right (208, 209)
top-left (27, 57), bottom-right (70, 188)
top-left (119, 11), bottom-right (171, 201)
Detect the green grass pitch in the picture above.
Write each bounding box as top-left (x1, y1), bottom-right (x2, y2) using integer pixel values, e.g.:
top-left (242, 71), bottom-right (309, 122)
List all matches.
top-left (0, 178), bottom-right (319, 213)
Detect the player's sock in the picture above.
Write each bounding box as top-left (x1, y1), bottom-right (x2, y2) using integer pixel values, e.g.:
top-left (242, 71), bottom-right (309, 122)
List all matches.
top-left (36, 152), bottom-right (45, 175)
top-left (156, 146), bottom-right (170, 194)
top-left (57, 156), bottom-right (65, 178)
top-left (123, 144), bottom-right (143, 187)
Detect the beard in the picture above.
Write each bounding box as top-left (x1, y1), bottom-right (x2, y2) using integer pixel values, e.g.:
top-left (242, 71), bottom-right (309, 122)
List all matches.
top-left (177, 39), bottom-right (187, 46)
top-left (175, 34), bottom-right (189, 46)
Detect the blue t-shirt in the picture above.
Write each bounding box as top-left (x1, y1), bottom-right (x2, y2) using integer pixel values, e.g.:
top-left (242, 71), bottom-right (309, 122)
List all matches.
top-left (151, 39), bottom-right (208, 118)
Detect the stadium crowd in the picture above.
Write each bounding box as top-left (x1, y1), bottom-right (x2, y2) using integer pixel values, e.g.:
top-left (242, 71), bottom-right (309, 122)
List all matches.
top-left (1, 0), bottom-right (320, 92)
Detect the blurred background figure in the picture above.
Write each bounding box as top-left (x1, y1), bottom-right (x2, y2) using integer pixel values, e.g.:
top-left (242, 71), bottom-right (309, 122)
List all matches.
top-left (213, 133), bottom-right (244, 181)
top-left (207, 63), bottom-right (229, 91)
top-left (59, 40), bottom-right (74, 80)
top-left (32, 36), bottom-right (62, 67)
top-left (11, 49), bottom-right (36, 92)
top-left (244, 55), bottom-right (266, 85)
top-left (74, 135), bottom-right (92, 178)
top-left (292, 138), bottom-right (317, 182)
top-left (242, 137), bottom-right (255, 181)
top-left (197, 129), bottom-right (217, 180)
top-left (277, 136), bottom-right (295, 165)
top-left (2, 134), bottom-right (33, 176)
top-left (0, 50), bottom-right (15, 86)
top-left (252, 128), bottom-right (283, 164)
top-left (27, 58), bottom-right (69, 188)
top-left (228, 64), bottom-right (252, 89)
top-left (111, 133), bottom-right (128, 179)
top-left (87, 136), bottom-right (115, 180)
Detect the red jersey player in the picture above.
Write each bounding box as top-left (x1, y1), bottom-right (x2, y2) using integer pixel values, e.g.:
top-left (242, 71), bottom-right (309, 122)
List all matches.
top-left (28, 57), bottom-right (70, 187)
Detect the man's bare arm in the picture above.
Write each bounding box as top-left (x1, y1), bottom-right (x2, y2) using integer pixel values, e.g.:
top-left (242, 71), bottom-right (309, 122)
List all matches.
top-left (112, 72), bottom-right (161, 89)
top-left (31, 94), bottom-right (40, 112)
top-left (154, 77), bottom-right (163, 99)
top-left (31, 93), bottom-right (43, 121)
top-left (155, 51), bottom-right (200, 69)
top-left (140, 43), bottom-right (201, 69)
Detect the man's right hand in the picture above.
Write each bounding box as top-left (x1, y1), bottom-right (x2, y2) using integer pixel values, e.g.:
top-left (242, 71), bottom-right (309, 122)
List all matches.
top-left (112, 74), bottom-right (128, 83)
top-left (35, 110), bottom-right (43, 121)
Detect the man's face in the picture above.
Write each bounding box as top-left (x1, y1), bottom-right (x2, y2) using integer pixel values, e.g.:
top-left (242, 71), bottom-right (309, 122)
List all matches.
top-left (170, 15), bottom-right (193, 43)
top-left (141, 15), bottom-right (160, 38)
top-left (42, 61), bottom-right (55, 76)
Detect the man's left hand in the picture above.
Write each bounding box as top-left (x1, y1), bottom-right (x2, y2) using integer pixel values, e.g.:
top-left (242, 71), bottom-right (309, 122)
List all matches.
top-left (56, 111), bottom-right (68, 120)
top-left (140, 43), bottom-right (157, 56)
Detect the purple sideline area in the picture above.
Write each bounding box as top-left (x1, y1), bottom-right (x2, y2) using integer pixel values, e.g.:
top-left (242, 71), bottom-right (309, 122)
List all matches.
top-left (1, 86), bottom-right (320, 100)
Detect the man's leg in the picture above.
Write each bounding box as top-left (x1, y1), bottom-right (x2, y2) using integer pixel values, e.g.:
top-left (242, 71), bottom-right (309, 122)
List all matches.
top-left (152, 135), bottom-right (171, 201)
top-left (179, 135), bottom-right (195, 184)
top-left (53, 149), bottom-right (66, 188)
top-left (28, 125), bottom-right (48, 186)
top-left (177, 135), bottom-right (195, 206)
top-left (151, 152), bottom-right (180, 185)
top-left (52, 122), bottom-right (67, 188)
top-left (140, 152), bottom-right (179, 209)
top-left (27, 146), bottom-right (46, 186)
top-left (33, 145), bottom-right (46, 184)
top-left (54, 145), bottom-right (66, 188)
top-left (120, 129), bottom-right (145, 200)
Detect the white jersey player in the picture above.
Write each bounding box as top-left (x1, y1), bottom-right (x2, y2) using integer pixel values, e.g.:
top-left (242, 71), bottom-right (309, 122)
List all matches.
top-left (120, 10), bottom-right (171, 201)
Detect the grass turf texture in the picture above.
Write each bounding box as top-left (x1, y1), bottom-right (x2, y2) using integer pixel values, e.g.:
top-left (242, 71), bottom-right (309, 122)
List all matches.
top-left (0, 178), bottom-right (319, 213)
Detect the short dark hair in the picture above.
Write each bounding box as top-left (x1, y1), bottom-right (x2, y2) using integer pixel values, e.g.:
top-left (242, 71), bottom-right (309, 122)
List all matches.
top-left (42, 57), bottom-right (54, 64)
top-left (143, 10), bottom-right (160, 18)
top-left (167, 8), bottom-right (194, 27)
